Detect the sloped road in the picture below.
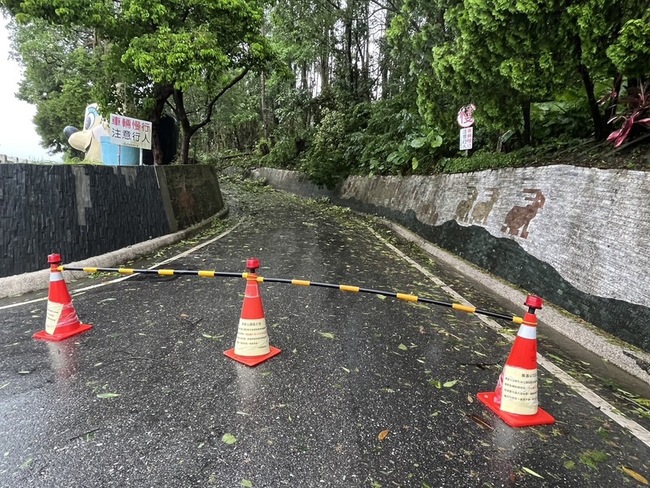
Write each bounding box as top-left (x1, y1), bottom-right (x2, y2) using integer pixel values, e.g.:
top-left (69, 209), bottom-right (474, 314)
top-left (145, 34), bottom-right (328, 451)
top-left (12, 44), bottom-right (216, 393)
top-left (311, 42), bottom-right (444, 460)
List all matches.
top-left (1, 180), bottom-right (649, 487)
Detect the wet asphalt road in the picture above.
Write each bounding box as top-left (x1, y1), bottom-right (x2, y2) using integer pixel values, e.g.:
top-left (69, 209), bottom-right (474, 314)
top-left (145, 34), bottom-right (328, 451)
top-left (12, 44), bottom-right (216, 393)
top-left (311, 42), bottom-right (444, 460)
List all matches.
top-left (1, 180), bottom-right (650, 487)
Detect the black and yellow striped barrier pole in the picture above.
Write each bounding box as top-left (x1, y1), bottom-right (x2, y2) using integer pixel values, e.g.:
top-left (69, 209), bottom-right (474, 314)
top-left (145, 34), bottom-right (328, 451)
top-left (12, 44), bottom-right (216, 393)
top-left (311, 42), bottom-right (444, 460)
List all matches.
top-left (58, 265), bottom-right (523, 325)
top-left (61, 265), bottom-right (245, 279)
top-left (249, 275), bottom-right (524, 324)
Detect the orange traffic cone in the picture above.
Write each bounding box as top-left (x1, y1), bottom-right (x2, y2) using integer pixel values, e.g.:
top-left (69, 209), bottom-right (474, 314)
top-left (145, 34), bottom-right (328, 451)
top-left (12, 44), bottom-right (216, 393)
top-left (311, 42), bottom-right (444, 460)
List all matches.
top-left (33, 254), bottom-right (92, 342)
top-left (477, 295), bottom-right (555, 427)
top-left (224, 258), bottom-right (281, 366)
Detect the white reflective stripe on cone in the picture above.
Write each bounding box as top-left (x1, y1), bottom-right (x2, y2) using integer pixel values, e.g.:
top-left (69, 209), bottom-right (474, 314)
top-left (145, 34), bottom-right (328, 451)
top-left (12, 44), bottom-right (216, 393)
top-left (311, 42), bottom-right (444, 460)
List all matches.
top-left (245, 287), bottom-right (260, 299)
top-left (50, 272), bottom-right (64, 282)
top-left (517, 324), bottom-right (537, 340)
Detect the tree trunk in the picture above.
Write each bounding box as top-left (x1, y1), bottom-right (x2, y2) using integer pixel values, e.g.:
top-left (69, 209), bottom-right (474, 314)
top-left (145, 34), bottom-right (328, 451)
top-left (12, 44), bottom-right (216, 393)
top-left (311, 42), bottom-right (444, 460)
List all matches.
top-left (150, 84), bottom-right (174, 165)
top-left (172, 69), bottom-right (249, 163)
top-left (363, 0), bottom-right (370, 100)
top-left (380, 58), bottom-right (389, 99)
top-left (346, 18), bottom-right (354, 94)
top-left (261, 71), bottom-right (268, 139)
top-left (604, 74), bottom-right (623, 130)
top-left (301, 62), bottom-right (308, 91)
top-left (172, 89), bottom-right (193, 164)
top-left (574, 37), bottom-right (605, 140)
top-left (320, 28), bottom-right (330, 91)
top-left (180, 129), bottom-right (192, 165)
top-left (579, 64), bottom-right (605, 141)
top-left (522, 99), bottom-right (531, 146)
top-left (380, 11), bottom-right (392, 99)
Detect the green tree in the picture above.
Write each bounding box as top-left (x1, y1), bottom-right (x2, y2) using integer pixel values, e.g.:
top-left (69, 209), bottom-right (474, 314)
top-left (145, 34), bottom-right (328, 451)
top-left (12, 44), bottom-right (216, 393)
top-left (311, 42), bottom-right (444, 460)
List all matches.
top-left (8, 19), bottom-right (99, 154)
top-left (606, 9), bottom-right (650, 78)
top-left (430, 0), bottom-right (576, 145)
top-left (3, 0), bottom-right (273, 164)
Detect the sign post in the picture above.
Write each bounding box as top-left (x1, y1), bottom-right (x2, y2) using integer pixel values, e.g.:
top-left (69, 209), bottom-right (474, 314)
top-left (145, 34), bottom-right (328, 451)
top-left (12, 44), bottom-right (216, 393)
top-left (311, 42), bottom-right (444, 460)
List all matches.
top-left (457, 104), bottom-right (476, 155)
top-left (109, 114), bottom-right (153, 165)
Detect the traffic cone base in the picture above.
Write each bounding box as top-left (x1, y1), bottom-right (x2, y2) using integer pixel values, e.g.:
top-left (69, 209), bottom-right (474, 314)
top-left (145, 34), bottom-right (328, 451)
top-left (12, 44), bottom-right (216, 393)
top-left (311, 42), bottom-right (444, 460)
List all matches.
top-left (477, 391), bottom-right (555, 428)
top-left (33, 323), bottom-right (92, 342)
top-left (224, 346), bottom-right (281, 367)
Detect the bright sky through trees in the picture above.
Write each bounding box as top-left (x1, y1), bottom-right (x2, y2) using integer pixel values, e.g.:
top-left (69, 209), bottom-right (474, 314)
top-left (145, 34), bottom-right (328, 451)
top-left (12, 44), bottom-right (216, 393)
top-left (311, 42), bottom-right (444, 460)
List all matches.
top-left (0, 15), bottom-right (60, 162)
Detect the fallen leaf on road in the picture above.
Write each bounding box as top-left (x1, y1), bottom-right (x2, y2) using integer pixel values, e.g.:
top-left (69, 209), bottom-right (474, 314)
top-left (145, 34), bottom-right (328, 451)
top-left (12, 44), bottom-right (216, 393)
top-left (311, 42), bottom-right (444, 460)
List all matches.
top-left (96, 393), bottom-right (120, 399)
top-left (617, 387), bottom-right (636, 397)
top-left (443, 380), bottom-right (458, 388)
top-left (580, 450), bottom-right (607, 468)
top-left (522, 467), bottom-right (544, 479)
top-left (222, 433), bottom-right (237, 445)
top-left (201, 333), bottom-right (224, 340)
top-left (398, 343), bottom-right (408, 351)
top-left (378, 430), bottom-right (389, 441)
top-left (319, 332), bottom-right (335, 339)
top-left (241, 479), bottom-right (253, 487)
top-left (621, 466), bottom-right (649, 485)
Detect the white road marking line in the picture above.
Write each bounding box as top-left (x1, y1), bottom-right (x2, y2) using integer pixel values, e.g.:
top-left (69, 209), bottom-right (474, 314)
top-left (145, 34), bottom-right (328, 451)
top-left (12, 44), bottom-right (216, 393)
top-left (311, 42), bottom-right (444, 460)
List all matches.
top-left (369, 225), bottom-right (650, 448)
top-left (0, 223), bottom-right (242, 311)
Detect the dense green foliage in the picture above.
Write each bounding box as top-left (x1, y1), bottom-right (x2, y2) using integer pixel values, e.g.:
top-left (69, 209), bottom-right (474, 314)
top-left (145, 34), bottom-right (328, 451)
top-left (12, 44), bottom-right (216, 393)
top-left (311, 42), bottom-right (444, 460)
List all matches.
top-left (2, 0), bottom-right (648, 179)
top-left (258, 0), bottom-right (649, 187)
top-left (9, 20), bottom-right (99, 154)
top-left (2, 0), bottom-right (272, 163)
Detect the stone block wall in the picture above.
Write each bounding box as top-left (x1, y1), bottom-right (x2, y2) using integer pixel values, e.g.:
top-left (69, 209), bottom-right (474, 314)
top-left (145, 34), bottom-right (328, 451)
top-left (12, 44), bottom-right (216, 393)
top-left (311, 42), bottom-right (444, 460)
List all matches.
top-left (161, 165), bottom-right (225, 231)
top-left (253, 166), bottom-right (650, 352)
top-left (0, 163), bottom-right (225, 277)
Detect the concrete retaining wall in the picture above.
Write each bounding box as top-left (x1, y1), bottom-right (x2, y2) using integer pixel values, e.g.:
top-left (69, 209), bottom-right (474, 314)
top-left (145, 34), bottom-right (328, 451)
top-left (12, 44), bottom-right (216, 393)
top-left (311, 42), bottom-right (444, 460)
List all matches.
top-left (252, 166), bottom-right (650, 352)
top-left (0, 163), bottom-right (224, 278)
